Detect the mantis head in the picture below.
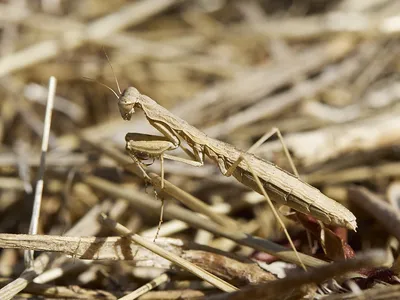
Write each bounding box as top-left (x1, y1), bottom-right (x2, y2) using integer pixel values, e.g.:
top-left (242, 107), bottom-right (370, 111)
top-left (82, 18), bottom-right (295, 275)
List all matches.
top-left (118, 87), bottom-right (142, 120)
top-left (92, 50), bottom-right (142, 121)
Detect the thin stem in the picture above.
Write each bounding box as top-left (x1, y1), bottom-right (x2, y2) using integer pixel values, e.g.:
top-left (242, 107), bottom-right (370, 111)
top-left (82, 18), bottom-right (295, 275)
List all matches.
top-left (25, 76), bottom-right (57, 267)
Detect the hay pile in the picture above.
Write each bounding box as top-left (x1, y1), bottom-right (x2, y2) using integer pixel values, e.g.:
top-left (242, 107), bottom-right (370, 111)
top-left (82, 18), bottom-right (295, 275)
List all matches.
top-left (0, 0), bottom-right (399, 299)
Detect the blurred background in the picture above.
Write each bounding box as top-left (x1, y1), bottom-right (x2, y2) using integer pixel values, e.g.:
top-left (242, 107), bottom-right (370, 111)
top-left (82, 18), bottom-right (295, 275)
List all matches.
top-left (0, 0), bottom-right (399, 299)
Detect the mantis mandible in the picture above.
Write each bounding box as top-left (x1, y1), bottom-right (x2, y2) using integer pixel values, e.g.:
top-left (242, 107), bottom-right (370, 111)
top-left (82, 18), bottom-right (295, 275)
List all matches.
top-left (117, 87), bottom-right (357, 232)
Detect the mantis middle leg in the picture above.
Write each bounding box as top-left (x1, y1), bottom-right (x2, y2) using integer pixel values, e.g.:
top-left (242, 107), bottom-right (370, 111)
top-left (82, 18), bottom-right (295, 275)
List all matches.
top-left (125, 128), bottom-right (205, 189)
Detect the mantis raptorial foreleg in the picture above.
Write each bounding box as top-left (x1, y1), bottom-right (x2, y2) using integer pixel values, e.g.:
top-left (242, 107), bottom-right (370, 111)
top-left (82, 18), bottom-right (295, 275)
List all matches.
top-left (125, 131), bottom-right (205, 242)
top-left (125, 132), bottom-right (204, 189)
top-left (125, 133), bottom-right (173, 189)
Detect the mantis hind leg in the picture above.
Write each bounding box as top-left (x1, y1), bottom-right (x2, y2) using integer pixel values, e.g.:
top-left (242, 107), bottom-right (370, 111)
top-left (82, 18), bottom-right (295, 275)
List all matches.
top-left (225, 127), bottom-right (299, 177)
top-left (265, 127), bottom-right (299, 177)
top-left (216, 127), bottom-right (307, 270)
top-left (238, 155), bottom-right (307, 270)
top-left (223, 127), bottom-right (315, 258)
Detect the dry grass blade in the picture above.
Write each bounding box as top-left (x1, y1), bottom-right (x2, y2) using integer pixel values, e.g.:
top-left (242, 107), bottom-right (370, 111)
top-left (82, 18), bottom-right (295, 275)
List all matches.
top-left (0, 77), bottom-right (57, 300)
top-left (25, 76), bottom-right (56, 266)
top-left (33, 199), bottom-right (128, 284)
top-left (119, 273), bottom-right (169, 300)
top-left (237, 12), bottom-right (400, 39)
top-left (0, 234), bottom-right (181, 266)
top-left (173, 36), bottom-right (356, 125)
top-left (0, 255), bottom-right (51, 300)
top-left (99, 214), bottom-right (238, 292)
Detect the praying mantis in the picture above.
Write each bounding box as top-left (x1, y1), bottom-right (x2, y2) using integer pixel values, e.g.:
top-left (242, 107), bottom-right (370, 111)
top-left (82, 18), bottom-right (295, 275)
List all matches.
top-left (117, 87), bottom-right (357, 232)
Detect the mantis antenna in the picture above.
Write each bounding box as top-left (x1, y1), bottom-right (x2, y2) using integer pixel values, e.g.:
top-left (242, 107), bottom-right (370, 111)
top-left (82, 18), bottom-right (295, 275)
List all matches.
top-left (82, 77), bottom-right (119, 99)
top-left (102, 47), bottom-right (122, 95)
